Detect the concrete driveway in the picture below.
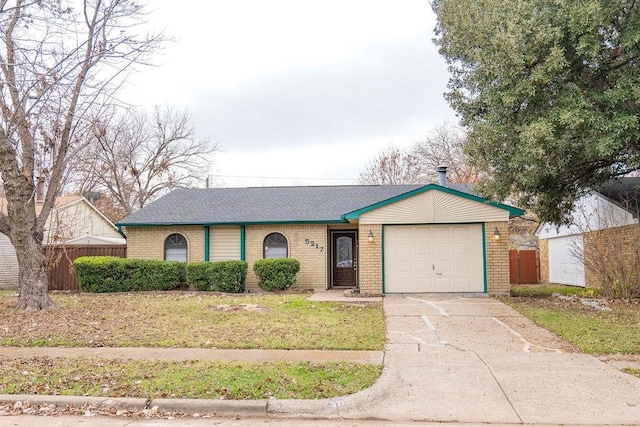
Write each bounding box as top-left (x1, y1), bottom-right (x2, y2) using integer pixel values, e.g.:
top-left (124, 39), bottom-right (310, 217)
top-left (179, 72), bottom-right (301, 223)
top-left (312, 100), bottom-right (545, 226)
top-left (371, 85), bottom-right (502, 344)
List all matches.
top-left (270, 294), bottom-right (640, 425)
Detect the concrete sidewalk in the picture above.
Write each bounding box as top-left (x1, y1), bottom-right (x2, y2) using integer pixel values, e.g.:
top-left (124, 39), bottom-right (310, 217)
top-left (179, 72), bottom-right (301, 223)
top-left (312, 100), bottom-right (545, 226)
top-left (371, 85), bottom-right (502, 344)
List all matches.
top-left (0, 346), bottom-right (382, 364)
top-left (1, 293), bottom-right (640, 425)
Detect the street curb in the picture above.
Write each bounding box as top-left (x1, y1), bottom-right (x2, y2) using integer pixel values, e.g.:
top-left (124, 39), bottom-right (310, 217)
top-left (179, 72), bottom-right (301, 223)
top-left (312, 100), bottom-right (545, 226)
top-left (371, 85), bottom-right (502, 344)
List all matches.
top-left (0, 394), bottom-right (148, 410)
top-left (151, 398), bottom-right (268, 417)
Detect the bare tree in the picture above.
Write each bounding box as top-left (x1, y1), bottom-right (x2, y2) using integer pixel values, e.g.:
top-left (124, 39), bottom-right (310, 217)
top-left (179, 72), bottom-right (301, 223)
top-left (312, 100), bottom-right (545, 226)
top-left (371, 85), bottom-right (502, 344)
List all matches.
top-left (357, 144), bottom-right (424, 185)
top-left (411, 123), bottom-right (479, 184)
top-left (0, 0), bottom-right (164, 311)
top-left (68, 106), bottom-right (220, 216)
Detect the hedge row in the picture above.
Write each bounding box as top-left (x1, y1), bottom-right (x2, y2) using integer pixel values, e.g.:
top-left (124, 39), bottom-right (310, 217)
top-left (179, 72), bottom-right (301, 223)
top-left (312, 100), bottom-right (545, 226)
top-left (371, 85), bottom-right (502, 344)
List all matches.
top-left (187, 261), bottom-right (248, 292)
top-left (74, 256), bottom-right (300, 293)
top-left (74, 256), bottom-right (186, 293)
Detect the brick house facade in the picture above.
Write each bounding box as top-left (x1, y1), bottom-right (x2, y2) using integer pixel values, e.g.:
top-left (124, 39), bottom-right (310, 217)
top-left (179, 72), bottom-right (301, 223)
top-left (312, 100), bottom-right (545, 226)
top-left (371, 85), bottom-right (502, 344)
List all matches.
top-left (119, 184), bottom-right (523, 294)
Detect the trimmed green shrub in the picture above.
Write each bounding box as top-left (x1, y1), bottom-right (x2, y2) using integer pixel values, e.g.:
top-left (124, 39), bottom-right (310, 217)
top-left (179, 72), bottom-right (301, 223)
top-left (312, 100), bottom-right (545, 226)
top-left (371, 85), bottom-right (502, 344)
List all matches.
top-left (74, 256), bottom-right (186, 293)
top-left (186, 262), bottom-right (214, 291)
top-left (253, 258), bottom-right (300, 291)
top-left (186, 261), bottom-right (248, 293)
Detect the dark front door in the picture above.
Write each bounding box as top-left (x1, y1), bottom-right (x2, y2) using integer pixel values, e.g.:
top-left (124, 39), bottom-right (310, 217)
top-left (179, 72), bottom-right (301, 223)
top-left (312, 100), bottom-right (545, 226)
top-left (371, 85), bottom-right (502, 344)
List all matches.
top-left (332, 231), bottom-right (357, 288)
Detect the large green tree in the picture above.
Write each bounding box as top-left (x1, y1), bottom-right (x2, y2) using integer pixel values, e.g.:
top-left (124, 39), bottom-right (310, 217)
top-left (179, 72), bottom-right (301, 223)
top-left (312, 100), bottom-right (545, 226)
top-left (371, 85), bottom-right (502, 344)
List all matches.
top-left (433, 0), bottom-right (640, 223)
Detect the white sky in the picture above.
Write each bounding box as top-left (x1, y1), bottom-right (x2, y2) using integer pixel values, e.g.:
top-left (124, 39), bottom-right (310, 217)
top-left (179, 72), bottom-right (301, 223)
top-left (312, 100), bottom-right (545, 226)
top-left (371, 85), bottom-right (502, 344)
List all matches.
top-left (125, 0), bottom-right (457, 187)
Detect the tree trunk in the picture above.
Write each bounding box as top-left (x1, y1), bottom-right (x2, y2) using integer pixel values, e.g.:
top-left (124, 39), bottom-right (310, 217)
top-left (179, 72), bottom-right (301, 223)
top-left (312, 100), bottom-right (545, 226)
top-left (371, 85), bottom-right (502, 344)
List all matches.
top-left (11, 228), bottom-right (56, 312)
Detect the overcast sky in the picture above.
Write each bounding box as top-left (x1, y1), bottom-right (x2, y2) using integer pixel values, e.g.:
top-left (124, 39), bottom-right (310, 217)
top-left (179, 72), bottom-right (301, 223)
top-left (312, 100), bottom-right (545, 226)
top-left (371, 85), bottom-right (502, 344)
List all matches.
top-left (125, 0), bottom-right (457, 187)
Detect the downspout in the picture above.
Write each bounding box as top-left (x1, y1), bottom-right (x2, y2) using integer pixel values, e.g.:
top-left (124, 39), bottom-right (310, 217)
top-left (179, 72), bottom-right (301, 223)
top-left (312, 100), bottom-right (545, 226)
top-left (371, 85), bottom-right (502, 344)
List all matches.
top-left (116, 224), bottom-right (126, 239)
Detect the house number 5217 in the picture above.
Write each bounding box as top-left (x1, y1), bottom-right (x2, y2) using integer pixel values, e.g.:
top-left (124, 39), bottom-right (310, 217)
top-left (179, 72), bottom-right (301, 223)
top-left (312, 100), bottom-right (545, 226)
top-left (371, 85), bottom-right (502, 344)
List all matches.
top-left (304, 239), bottom-right (324, 252)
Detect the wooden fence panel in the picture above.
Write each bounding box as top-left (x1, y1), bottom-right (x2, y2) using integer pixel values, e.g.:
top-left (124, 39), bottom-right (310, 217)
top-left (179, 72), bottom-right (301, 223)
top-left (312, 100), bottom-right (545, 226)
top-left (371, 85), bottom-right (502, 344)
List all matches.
top-left (46, 245), bottom-right (126, 291)
top-left (509, 250), bottom-right (519, 284)
top-left (509, 249), bottom-right (539, 284)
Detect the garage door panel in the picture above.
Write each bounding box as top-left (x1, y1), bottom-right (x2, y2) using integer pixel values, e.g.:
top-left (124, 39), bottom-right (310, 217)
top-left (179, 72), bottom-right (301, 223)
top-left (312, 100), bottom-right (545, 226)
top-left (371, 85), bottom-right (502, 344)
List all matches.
top-left (385, 224), bottom-right (484, 293)
top-left (548, 235), bottom-right (585, 286)
top-left (414, 227), bottom-right (432, 239)
top-left (434, 260), bottom-right (451, 272)
top-left (455, 260), bottom-right (471, 271)
top-left (454, 278), bottom-right (473, 291)
top-left (433, 227), bottom-right (451, 239)
top-left (434, 277), bottom-right (453, 290)
top-left (434, 243), bottom-right (451, 254)
top-left (395, 228), bottom-right (413, 239)
top-left (396, 261), bottom-right (414, 274)
top-left (453, 242), bottom-right (470, 254)
top-left (415, 243), bottom-right (431, 255)
top-left (415, 261), bottom-right (431, 272)
top-left (452, 227), bottom-right (471, 238)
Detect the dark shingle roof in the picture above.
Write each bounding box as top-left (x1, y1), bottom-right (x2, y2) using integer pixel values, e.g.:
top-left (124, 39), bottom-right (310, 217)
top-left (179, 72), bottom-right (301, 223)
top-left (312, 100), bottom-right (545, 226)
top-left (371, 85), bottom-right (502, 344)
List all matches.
top-left (118, 184), bottom-right (473, 225)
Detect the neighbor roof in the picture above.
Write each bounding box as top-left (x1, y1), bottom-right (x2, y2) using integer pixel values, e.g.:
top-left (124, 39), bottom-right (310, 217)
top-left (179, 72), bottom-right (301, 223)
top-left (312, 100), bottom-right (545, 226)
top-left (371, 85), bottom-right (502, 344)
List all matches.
top-left (596, 177), bottom-right (640, 216)
top-left (0, 195), bottom-right (83, 216)
top-left (117, 184), bottom-right (521, 226)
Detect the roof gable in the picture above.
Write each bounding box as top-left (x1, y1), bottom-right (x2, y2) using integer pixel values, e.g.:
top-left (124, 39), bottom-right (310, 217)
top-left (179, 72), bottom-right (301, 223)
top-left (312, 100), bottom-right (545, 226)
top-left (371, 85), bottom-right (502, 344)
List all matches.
top-left (343, 184), bottom-right (524, 220)
top-left (0, 195), bottom-right (83, 216)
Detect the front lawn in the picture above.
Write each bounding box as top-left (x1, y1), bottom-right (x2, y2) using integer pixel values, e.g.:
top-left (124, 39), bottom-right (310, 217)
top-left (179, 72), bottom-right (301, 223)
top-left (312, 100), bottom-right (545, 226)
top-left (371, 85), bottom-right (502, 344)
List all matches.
top-left (505, 295), bottom-right (640, 355)
top-left (0, 292), bottom-right (384, 350)
top-left (0, 356), bottom-right (381, 399)
top-left (0, 292), bottom-right (385, 400)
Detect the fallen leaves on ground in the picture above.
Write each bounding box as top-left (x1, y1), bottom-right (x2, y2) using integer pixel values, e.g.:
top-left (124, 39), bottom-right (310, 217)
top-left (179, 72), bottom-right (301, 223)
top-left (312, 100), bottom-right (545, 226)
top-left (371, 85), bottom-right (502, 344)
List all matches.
top-left (0, 356), bottom-right (382, 400)
top-left (0, 292), bottom-right (384, 350)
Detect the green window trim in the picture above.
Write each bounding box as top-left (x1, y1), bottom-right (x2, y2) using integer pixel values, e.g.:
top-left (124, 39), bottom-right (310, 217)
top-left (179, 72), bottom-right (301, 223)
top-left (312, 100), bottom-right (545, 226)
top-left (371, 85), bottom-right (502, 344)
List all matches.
top-left (240, 226), bottom-right (246, 261)
top-left (204, 226), bottom-right (210, 262)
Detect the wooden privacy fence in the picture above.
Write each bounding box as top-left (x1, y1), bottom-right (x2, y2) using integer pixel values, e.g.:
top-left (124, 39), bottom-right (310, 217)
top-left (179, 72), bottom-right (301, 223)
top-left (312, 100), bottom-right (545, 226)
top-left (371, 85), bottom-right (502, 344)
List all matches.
top-left (509, 249), bottom-right (539, 284)
top-left (46, 245), bottom-right (127, 291)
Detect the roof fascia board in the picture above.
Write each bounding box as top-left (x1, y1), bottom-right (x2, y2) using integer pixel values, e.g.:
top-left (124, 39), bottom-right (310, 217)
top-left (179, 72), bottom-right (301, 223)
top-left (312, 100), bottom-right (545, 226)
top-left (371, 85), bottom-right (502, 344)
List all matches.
top-left (116, 219), bottom-right (350, 227)
top-left (342, 184), bottom-right (524, 220)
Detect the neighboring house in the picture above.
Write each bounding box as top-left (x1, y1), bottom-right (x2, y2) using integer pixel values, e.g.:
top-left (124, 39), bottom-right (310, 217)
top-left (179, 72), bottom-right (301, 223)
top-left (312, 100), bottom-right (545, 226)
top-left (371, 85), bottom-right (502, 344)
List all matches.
top-left (0, 195), bottom-right (125, 288)
top-left (535, 178), bottom-right (640, 287)
top-left (118, 175), bottom-right (524, 294)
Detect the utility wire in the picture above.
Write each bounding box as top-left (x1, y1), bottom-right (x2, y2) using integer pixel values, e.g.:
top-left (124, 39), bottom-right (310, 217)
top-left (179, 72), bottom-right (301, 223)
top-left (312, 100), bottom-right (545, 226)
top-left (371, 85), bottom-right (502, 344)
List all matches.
top-left (216, 174), bottom-right (356, 182)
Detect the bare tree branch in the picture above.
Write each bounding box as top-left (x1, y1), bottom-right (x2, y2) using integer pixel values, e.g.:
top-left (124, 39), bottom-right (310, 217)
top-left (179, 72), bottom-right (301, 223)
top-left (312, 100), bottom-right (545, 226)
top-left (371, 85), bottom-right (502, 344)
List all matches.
top-left (67, 105), bottom-right (220, 217)
top-left (411, 123), bottom-right (479, 184)
top-left (357, 143), bottom-right (425, 185)
top-left (0, 0), bottom-right (166, 311)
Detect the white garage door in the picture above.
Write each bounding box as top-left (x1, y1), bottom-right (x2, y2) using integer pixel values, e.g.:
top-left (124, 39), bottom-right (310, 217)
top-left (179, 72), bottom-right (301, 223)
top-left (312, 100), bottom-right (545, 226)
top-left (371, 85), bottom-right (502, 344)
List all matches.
top-left (384, 224), bottom-right (484, 293)
top-left (548, 235), bottom-right (585, 286)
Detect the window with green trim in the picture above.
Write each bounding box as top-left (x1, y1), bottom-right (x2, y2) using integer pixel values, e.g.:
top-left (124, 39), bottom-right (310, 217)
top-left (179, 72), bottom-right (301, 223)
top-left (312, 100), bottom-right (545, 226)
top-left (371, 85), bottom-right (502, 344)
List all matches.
top-left (164, 233), bottom-right (187, 262)
top-left (263, 232), bottom-right (287, 259)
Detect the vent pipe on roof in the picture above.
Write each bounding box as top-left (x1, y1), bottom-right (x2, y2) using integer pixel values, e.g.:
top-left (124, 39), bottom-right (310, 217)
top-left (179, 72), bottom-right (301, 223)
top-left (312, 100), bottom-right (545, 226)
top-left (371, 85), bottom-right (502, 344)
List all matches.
top-left (437, 165), bottom-right (448, 187)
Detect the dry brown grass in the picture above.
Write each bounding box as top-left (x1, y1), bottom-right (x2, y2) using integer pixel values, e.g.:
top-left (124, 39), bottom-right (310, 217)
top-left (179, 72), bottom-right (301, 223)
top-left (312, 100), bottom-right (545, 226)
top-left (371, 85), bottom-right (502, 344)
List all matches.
top-left (0, 292), bottom-right (384, 350)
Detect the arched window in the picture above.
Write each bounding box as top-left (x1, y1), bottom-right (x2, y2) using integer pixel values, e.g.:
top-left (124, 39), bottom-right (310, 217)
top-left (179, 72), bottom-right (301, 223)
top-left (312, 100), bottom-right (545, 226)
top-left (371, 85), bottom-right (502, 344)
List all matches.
top-left (263, 232), bottom-right (287, 259)
top-left (164, 233), bottom-right (188, 262)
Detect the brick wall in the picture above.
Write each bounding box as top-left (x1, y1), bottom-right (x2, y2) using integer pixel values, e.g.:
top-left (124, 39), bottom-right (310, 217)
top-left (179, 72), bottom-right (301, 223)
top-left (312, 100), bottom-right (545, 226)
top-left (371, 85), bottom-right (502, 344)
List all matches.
top-left (245, 224), bottom-right (328, 291)
top-left (358, 224), bottom-right (382, 295)
top-left (485, 221), bottom-right (510, 294)
top-left (125, 225), bottom-right (205, 262)
top-left (538, 238), bottom-right (549, 283)
top-left (583, 223), bottom-right (640, 288)
top-left (125, 220), bottom-right (512, 294)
